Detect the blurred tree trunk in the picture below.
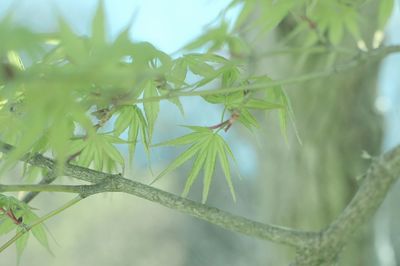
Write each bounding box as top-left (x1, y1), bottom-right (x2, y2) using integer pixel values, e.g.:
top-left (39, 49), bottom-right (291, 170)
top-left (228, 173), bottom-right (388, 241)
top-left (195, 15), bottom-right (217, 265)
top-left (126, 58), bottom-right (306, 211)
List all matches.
top-left (248, 5), bottom-right (383, 265)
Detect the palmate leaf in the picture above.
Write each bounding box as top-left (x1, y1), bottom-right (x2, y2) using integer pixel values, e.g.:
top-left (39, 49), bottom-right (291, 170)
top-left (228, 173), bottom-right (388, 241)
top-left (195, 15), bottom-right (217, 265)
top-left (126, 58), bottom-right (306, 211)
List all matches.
top-left (114, 105), bottom-right (149, 162)
top-left (152, 127), bottom-right (237, 203)
top-left (73, 133), bottom-right (126, 172)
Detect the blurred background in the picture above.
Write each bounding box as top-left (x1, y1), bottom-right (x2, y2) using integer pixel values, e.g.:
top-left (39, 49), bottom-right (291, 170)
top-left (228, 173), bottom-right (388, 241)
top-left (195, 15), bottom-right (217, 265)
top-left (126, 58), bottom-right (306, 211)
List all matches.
top-left (1, 0), bottom-right (400, 265)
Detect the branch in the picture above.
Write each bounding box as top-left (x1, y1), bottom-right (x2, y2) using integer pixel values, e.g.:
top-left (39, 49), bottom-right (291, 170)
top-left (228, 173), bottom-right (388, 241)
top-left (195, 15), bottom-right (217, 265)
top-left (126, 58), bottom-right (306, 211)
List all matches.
top-left (132, 45), bottom-right (400, 104)
top-left (291, 145), bottom-right (400, 265)
top-left (2, 139), bottom-right (400, 265)
top-left (21, 171), bottom-right (57, 203)
top-left (0, 141), bottom-right (316, 248)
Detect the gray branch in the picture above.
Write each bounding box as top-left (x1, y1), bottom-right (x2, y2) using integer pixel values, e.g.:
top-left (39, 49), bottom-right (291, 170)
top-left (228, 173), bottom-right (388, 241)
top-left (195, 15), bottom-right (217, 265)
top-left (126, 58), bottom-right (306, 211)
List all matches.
top-left (2, 142), bottom-right (400, 264)
top-left (0, 141), bottom-right (316, 248)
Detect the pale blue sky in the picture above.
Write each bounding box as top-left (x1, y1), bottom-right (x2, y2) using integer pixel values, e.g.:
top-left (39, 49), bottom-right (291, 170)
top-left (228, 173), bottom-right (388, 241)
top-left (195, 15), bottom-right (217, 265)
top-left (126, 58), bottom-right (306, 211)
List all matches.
top-left (1, 0), bottom-right (233, 53)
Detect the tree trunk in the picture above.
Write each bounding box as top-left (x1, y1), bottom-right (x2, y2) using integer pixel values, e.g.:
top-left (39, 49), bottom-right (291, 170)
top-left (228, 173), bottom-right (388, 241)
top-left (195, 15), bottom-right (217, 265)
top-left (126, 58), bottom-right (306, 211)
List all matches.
top-left (248, 7), bottom-right (383, 265)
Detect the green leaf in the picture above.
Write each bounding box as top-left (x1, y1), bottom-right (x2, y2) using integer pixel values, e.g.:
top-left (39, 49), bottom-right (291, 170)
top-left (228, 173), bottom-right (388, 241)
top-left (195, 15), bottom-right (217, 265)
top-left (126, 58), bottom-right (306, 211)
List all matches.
top-left (180, 125), bottom-right (212, 133)
top-left (127, 111), bottom-right (140, 161)
top-left (271, 87), bottom-right (302, 144)
top-left (77, 141), bottom-right (95, 167)
top-left (92, 1), bottom-right (107, 48)
top-left (16, 228), bottom-right (29, 265)
top-left (245, 99), bottom-right (284, 110)
top-left (168, 58), bottom-right (188, 89)
top-left (344, 12), bottom-right (361, 40)
top-left (114, 107), bottom-right (132, 136)
top-left (136, 107), bottom-right (150, 153)
top-left (258, 1), bottom-right (295, 33)
top-left (203, 91), bottom-right (244, 107)
top-left (216, 136), bottom-right (236, 202)
top-left (329, 19), bottom-right (344, 45)
top-left (58, 18), bottom-right (87, 64)
top-left (26, 212), bottom-right (51, 253)
top-left (152, 140), bottom-right (206, 184)
top-left (238, 109), bottom-right (259, 130)
top-left (158, 88), bottom-right (185, 115)
top-left (182, 147), bottom-right (208, 197)
top-left (143, 82), bottom-right (160, 141)
top-left (232, 0), bottom-right (256, 30)
top-left (202, 136), bottom-right (218, 203)
top-left (183, 22), bottom-right (229, 52)
top-left (102, 134), bottom-right (130, 144)
top-left (379, 0), bottom-right (394, 29)
top-left (185, 55), bottom-right (215, 77)
top-left (153, 129), bottom-right (238, 201)
top-left (152, 132), bottom-right (208, 147)
top-left (0, 218), bottom-right (15, 235)
top-left (93, 142), bottom-right (103, 171)
top-left (227, 36), bottom-right (250, 58)
top-left (32, 224), bottom-right (51, 253)
top-left (102, 140), bottom-right (125, 169)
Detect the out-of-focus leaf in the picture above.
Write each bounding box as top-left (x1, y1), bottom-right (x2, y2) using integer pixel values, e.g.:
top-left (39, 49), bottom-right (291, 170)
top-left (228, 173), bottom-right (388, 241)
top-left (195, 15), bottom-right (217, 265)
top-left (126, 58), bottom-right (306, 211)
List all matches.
top-left (183, 22), bottom-right (229, 52)
top-left (232, 0), bottom-right (255, 30)
top-left (143, 82), bottom-right (160, 141)
top-left (25, 212), bottom-right (51, 253)
top-left (238, 109), bottom-right (259, 130)
top-left (31, 224), bottom-right (51, 253)
top-left (168, 58), bottom-right (188, 89)
top-left (92, 1), bottom-right (106, 48)
top-left (102, 140), bottom-right (125, 169)
top-left (58, 18), bottom-right (88, 64)
top-left (16, 228), bottom-right (29, 265)
top-left (378, 0), bottom-right (394, 28)
top-left (113, 107), bottom-right (132, 136)
top-left (329, 19), bottom-right (344, 45)
top-left (269, 87), bottom-right (302, 144)
top-left (245, 99), bottom-right (283, 110)
top-left (185, 55), bottom-right (215, 77)
top-left (0, 218), bottom-right (15, 235)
